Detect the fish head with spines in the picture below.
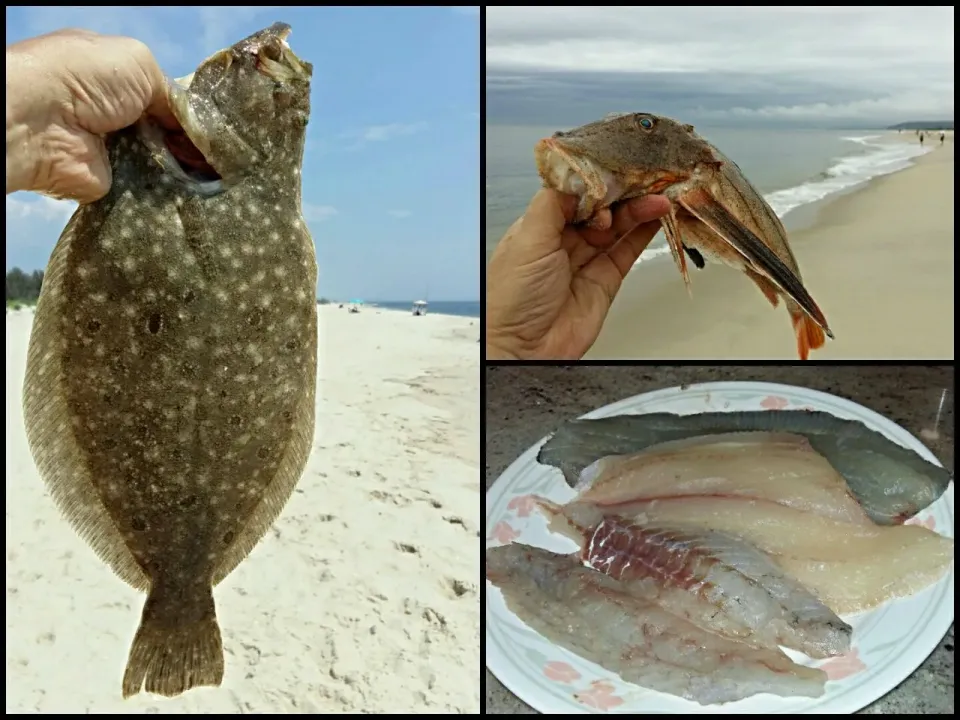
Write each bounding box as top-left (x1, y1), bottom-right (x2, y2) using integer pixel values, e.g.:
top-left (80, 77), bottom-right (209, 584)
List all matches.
top-left (534, 112), bottom-right (722, 223)
top-left (165, 22), bottom-right (313, 184)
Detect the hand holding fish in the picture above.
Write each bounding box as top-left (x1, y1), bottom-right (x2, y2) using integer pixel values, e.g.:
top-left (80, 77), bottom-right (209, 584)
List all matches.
top-left (486, 189), bottom-right (670, 360)
top-left (6, 28), bottom-right (178, 203)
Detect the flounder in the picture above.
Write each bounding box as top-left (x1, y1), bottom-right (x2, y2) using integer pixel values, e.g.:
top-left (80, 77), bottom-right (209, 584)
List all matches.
top-left (23, 23), bottom-right (316, 698)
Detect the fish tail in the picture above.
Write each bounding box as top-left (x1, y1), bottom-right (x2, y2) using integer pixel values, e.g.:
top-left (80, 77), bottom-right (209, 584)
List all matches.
top-left (122, 583), bottom-right (224, 698)
top-left (790, 307), bottom-right (826, 361)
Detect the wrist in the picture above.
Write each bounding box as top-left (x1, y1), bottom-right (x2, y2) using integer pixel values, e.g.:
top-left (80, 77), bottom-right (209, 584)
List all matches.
top-left (485, 342), bottom-right (520, 361)
top-left (484, 326), bottom-right (522, 360)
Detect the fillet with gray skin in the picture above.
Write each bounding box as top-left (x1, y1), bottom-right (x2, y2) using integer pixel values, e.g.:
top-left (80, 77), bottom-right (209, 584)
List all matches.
top-left (536, 410), bottom-right (952, 525)
top-left (23, 22), bottom-right (316, 698)
top-left (486, 543), bottom-right (827, 705)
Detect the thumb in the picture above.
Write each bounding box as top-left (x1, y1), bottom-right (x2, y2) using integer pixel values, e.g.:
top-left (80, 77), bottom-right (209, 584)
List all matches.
top-left (67, 134), bottom-right (112, 204)
top-left (507, 189), bottom-right (578, 263)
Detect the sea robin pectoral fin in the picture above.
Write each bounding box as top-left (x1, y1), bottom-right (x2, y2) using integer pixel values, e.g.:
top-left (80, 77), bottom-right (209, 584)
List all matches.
top-left (677, 187), bottom-right (833, 355)
top-left (660, 205), bottom-right (692, 296)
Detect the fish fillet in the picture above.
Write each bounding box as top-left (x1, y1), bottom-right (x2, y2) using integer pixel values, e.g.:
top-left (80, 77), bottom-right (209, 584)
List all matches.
top-left (575, 432), bottom-right (872, 526)
top-left (537, 410), bottom-right (953, 525)
top-left (486, 543), bottom-right (826, 705)
top-left (581, 516), bottom-right (851, 658)
top-left (538, 497), bottom-right (954, 614)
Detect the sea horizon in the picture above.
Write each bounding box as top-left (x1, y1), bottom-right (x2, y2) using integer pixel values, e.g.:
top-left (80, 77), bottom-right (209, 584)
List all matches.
top-left (322, 299), bottom-right (480, 319)
top-left (486, 124), bottom-right (933, 265)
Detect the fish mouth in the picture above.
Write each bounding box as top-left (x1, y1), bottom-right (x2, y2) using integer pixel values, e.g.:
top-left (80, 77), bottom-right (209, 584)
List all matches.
top-left (535, 137), bottom-right (625, 222)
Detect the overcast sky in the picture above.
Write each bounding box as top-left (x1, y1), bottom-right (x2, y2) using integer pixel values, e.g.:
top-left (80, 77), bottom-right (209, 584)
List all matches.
top-left (486, 7), bottom-right (955, 128)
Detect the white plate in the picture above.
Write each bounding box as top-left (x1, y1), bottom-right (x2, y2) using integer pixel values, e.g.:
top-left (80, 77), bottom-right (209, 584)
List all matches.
top-left (485, 381), bottom-right (955, 714)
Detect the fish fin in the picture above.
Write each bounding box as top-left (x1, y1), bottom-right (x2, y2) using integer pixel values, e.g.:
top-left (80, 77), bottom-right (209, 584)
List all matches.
top-left (744, 267), bottom-right (780, 308)
top-left (683, 245), bottom-right (706, 269)
top-left (122, 583), bottom-right (224, 698)
top-left (790, 305), bottom-right (827, 361)
top-left (660, 207), bottom-right (692, 296)
top-left (22, 206), bottom-right (150, 592)
top-left (677, 187), bottom-right (832, 340)
top-left (211, 388), bottom-right (315, 586)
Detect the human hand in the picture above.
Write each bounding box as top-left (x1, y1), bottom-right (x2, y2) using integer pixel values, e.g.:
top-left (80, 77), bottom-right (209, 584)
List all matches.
top-left (6, 28), bottom-right (178, 203)
top-left (486, 189), bottom-right (671, 360)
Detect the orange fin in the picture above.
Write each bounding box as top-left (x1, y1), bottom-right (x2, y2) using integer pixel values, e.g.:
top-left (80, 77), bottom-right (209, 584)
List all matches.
top-left (678, 187), bottom-right (832, 337)
top-left (745, 268), bottom-right (781, 308)
top-left (791, 309), bottom-right (827, 361)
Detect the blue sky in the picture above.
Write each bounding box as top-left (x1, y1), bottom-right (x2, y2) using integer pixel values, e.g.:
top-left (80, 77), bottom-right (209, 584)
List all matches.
top-left (5, 6), bottom-right (480, 301)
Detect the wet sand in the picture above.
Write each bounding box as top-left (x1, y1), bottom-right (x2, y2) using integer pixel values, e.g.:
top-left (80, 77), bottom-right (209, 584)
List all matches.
top-left (586, 135), bottom-right (954, 360)
top-left (5, 304), bottom-right (480, 713)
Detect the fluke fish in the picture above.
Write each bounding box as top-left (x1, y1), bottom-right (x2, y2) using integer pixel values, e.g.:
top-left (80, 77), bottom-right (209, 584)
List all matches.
top-left (23, 23), bottom-right (316, 698)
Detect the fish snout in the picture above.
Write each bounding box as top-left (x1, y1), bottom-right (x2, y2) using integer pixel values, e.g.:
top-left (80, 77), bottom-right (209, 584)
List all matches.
top-left (534, 137), bottom-right (589, 203)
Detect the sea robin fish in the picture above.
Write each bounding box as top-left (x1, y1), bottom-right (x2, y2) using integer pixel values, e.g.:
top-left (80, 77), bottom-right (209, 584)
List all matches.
top-left (22, 23), bottom-right (316, 698)
top-left (535, 113), bottom-right (833, 360)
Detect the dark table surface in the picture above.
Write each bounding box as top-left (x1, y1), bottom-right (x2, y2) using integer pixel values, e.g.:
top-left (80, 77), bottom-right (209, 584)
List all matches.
top-left (485, 365), bottom-right (954, 714)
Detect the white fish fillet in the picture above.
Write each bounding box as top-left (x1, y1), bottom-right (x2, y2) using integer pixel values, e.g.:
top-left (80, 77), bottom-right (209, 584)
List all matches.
top-left (575, 432), bottom-right (872, 526)
top-left (539, 497), bottom-right (954, 614)
top-left (486, 543), bottom-right (826, 705)
top-left (581, 516), bottom-right (851, 657)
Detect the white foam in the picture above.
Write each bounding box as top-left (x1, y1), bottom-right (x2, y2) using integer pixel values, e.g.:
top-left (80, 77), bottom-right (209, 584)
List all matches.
top-left (634, 134), bottom-right (932, 266)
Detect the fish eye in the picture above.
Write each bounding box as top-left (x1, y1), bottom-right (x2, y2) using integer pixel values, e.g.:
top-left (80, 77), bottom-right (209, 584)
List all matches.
top-left (637, 116), bottom-right (655, 130)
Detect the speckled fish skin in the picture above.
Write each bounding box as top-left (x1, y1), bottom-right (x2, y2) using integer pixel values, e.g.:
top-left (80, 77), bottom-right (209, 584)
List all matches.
top-left (22, 22), bottom-right (315, 699)
top-left (536, 410), bottom-right (953, 525)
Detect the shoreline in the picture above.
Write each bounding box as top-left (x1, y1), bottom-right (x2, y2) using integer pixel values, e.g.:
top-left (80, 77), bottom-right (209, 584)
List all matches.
top-left (630, 132), bottom-right (936, 269)
top-left (586, 134), bottom-right (954, 360)
top-left (327, 304), bottom-right (480, 320)
top-left (6, 304), bottom-right (481, 713)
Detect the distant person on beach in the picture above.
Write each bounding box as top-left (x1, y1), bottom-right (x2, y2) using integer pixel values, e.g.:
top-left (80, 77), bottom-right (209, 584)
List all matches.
top-left (6, 29), bottom-right (176, 203)
top-left (919, 132), bottom-right (924, 146)
top-left (486, 189), bottom-right (670, 360)
top-left (940, 132), bottom-right (945, 145)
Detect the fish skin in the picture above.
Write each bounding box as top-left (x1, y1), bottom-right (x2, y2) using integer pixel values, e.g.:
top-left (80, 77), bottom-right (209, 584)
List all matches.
top-left (486, 543), bottom-right (827, 705)
top-left (536, 410), bottom-right (953, 525)
top-left (574, 431), bottom-right (874, 526)
top-left (22, 23), bottom-right (315, 699)
top-left (534, 113), bottom-right (831, 360)
top-left (581, 516), bottom-right (852, 658)
top-left (536, 496), bottom-right (955, 615)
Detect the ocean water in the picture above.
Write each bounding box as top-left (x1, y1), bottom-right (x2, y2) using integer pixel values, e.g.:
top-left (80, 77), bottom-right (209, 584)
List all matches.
top-left (371, 300), bottom-right (480, 318)
top-left (486, 125), bottom-right (932, 264)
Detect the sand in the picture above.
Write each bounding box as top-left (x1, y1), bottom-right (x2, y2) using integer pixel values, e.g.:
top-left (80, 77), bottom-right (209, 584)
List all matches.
top-left (586, 134), bottom-right (954, 360)
top-left (5, 304), bottom-right (480, 713)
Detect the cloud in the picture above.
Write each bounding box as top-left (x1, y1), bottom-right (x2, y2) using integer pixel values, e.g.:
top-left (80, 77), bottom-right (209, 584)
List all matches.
top-left (339, 122), bottom-right (429, 150)
top-left (302, 203), bottom-right (338, 222)
top-left (387, 209), bottom-right (412, 219)
top-left (6, 195), bottom-right (77, 225)
top-left (486, 7), bottom-right (955, 126)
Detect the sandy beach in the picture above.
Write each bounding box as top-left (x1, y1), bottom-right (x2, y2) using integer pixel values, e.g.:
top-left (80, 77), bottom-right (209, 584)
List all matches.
top-left (5, 305), bottom-right (480, 713)
top-left (586, 133), bottom-right (954, 360)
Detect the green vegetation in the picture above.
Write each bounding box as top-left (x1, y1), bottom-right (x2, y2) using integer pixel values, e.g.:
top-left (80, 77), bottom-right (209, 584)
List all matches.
top-left (6, 267), bottom-right (44, 307)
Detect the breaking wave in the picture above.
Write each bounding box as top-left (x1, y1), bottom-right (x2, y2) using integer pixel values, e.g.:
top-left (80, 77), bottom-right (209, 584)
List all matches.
top-left (636, 134), bottom-right (932, 266)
